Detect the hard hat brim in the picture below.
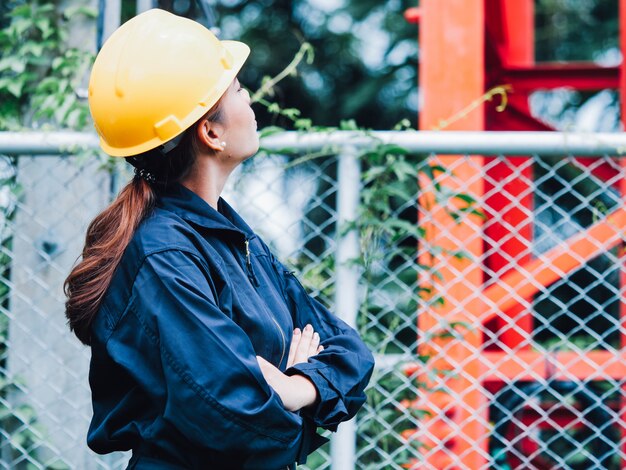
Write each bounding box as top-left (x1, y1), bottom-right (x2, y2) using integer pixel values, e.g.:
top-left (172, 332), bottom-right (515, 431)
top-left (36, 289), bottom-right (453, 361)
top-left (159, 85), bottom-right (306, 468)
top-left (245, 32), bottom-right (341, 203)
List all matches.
top-left (100, 39), bottom-right (251, 157)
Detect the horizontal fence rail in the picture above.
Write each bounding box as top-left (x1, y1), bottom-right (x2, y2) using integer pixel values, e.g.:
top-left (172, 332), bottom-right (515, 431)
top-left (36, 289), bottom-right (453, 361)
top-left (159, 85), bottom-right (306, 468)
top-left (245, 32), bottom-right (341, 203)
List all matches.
top-left (2, 130), bottom-right (626, 156)
top-left (0, 130), bottom-right (623, 470)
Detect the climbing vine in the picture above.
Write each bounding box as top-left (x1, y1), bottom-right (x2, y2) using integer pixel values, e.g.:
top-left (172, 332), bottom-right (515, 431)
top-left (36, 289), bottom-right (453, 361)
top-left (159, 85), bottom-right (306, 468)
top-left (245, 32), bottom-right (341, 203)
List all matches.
top-left (0, 1), bottom-right (94, 130)
top-left (250, 49), bottom-right (486, 467)
top-left (0, 4), bottom-right (488, 468)
top-left (0, 2), bottom-right (95, 468)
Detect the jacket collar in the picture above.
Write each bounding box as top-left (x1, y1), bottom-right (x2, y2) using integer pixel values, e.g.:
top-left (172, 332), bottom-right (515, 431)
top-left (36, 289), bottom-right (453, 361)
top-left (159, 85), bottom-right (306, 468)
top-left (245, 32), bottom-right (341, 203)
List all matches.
top-left (156, 182), bottom-right (255, 238)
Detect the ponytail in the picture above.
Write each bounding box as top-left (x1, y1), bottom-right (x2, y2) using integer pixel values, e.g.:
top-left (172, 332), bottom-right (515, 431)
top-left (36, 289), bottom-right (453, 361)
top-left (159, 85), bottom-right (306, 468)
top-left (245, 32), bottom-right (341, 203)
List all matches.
top-left (64, 177), bottom-right (154, 345)
top-left (64, 103), bottom-right (222, 345)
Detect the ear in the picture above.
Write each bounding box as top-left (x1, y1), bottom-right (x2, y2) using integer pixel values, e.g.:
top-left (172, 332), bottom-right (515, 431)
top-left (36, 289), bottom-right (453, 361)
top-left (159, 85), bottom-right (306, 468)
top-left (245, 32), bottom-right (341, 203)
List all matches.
top-left (196, 118), bottom-right (225, 152)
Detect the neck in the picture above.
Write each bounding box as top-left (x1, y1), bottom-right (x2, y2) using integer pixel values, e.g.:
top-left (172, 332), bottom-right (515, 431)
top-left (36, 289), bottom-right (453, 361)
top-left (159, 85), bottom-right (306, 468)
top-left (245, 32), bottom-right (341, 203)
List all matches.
top-left (180, 154), bottom-right (236, 209)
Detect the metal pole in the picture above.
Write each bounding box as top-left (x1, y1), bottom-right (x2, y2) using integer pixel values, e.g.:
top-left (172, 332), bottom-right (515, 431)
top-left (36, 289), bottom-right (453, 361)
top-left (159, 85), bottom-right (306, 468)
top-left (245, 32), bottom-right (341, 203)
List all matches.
top-left (102, 0), bottom-right (121, 43)
top-left (136, 0), bottom-right (154, 13)
top-left (331, 145), bottom-right (361, 470)
top-left (99, 0), bottom-right (123, 203)
top-left (262, 130), bottom-right (626, 156)
top-left (3, 131), bottom-right (626, 156)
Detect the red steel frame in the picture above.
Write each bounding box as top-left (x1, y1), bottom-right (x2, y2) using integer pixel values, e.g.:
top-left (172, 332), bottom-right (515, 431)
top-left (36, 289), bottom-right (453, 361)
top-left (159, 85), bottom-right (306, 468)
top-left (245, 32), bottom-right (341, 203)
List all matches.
top-left (620, 0), bottom-right (626, 465)
top-left (403, 1), bottom-right (626, 468)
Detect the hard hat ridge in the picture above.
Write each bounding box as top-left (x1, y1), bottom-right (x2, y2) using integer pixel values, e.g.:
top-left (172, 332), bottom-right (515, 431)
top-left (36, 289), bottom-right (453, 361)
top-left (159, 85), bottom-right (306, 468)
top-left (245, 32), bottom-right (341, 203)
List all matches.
top-left (88, 8), bottom-right (250, 157)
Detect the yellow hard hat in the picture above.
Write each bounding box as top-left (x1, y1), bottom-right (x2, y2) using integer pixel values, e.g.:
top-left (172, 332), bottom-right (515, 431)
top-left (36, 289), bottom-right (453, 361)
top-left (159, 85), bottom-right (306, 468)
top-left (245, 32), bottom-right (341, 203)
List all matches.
top-left (88, 9), bottom-right (250, 157)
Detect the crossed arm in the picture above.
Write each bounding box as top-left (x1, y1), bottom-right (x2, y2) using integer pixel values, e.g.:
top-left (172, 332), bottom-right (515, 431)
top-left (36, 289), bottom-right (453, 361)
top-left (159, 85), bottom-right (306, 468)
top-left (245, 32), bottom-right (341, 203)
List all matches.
top-left (256, 324), bottom-right (323, 412)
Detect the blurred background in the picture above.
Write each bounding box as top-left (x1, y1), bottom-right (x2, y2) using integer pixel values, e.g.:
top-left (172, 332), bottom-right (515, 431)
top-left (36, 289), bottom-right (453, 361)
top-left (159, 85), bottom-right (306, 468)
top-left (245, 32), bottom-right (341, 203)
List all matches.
top-left (0, 0), bottom-right (621, 131)
top-left (0, 1), bottom-right (625, 470)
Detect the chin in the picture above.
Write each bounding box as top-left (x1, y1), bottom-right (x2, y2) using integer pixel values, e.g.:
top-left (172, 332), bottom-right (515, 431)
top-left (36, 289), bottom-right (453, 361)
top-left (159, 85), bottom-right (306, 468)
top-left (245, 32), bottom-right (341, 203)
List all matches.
top-left (242, 144), bottom-right (260, 161)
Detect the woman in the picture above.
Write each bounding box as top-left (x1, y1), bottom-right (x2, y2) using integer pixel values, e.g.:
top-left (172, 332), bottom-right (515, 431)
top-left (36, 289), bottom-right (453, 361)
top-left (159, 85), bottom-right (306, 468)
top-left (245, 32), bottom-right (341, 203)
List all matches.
top-left (64, 8), bottom-right (374, 470)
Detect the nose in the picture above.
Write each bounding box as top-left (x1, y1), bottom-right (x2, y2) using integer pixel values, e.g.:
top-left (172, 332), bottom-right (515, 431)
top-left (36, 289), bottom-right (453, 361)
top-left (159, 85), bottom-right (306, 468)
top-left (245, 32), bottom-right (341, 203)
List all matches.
top-left (242, 88), bottom-right (251, 104)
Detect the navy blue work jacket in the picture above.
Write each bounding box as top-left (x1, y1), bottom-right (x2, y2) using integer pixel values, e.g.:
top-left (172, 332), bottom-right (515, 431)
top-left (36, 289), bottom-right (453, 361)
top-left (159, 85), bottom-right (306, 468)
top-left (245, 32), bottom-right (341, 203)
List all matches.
top-left (87, 182), bottom-right (375, 469)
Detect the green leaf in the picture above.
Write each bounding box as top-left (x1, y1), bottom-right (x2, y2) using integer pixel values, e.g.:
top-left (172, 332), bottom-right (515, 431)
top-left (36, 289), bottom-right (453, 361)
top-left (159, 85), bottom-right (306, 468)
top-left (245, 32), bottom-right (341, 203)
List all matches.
top-left (444, 209), bottom-right (460, 224)
top-left (10, 4), bottom-right (32, 18)
top-left (51, 56), bottom-right (64, 71)
top-left (35, 17), bottom-right (55, 40)
top-left (448, 321), bottom-right (473, 331)
top-left (339, 119), bottom-right (358, 130)
top-left (282, 107), bottom-right (301, 119)
top-left (411, 408), bottom-right (433, 419)
top-left (11, 17), bottom-right (32, 38)
top-left (65, 107), bottom-right (83, 129)
top-left (0, 57), bottom-right (24, 73)
top-left (383, 219), bottom-right (424, 238)
top-left (0, 79), bottom-right (24, 98)
top-left (36, 4), bottom-right (56, 13)
top-left (469, 208), bottom-right (486, 219)
top-left (393, 118), bottom-right (413, 130)
top-left (453, 193), bottom-right (478, 205)
top-left (64, 5), bottom-right (98, 19)
top-left (35, 76), bottom-right (60, 93)
top-left (420, 163), bottom-right (448, 179)
top-left (391, 160), bottom-right (415, 182)
top-left (363, 166), bottom-right (386, 182)
top-left (451, 250), bottom-right (471, 261)
top-left (22, 41), bottom-right (45, 58)
top-left (294, 118), bottom-right (312, 130)
top-left (377, 143), bottom-right (409, 156)
top-left (258, 125), bottom-right (285, 138)
top-left (419, 165), bottom-right (444, 191)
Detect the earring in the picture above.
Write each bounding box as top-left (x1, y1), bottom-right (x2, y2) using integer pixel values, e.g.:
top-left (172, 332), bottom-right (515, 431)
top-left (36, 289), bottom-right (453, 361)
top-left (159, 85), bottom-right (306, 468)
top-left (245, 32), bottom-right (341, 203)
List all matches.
top-left (221, 141), bottom-right (227, 147)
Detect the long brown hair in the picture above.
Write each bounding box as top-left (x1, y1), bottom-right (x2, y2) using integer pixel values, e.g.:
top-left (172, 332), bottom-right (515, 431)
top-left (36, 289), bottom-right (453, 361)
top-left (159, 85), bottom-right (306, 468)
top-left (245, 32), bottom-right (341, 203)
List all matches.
top-left (64, 106), bottom-right (222, 345)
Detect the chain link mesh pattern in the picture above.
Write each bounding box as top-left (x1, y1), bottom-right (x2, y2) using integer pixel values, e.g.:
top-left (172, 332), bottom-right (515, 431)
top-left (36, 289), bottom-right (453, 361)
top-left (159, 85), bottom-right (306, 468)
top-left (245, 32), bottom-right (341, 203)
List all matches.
top-left (0, 148), bottom-right (622, 469)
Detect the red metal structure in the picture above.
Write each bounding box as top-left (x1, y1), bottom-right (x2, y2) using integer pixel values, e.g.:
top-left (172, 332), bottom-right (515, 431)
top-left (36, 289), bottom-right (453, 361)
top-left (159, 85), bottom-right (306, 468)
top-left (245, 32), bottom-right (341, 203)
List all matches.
top-left (402, 1), bottom-right (626, 468)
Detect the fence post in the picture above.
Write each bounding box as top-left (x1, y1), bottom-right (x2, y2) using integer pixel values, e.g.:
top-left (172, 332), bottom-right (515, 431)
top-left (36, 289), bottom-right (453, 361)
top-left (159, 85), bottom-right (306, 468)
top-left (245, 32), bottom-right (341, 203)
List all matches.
top-left (331, 145), bottom-right (361, 470)
top-left (136, 0), bottom-right (155, 13)
top-left (102, 0), bottom-right (121, 43)
top-left (4, 2), bottom-right (115, 468)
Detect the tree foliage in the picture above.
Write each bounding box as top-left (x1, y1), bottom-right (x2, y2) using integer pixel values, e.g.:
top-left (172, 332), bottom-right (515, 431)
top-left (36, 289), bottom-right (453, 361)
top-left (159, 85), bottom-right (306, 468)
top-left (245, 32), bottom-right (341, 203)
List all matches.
top-left (0, 1), bottom-right (94, 131)
top-left (196, 0), bottom-right (419, 130)
top-left (535, 0), bottom-right (618, 63)
top-left (157, 0), bottom-right (620, 131)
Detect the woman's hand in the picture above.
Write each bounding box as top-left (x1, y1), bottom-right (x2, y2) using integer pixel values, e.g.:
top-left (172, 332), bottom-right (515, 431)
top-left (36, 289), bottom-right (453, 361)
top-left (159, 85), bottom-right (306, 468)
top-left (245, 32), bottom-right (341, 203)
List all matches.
top-left (287, 324), bottom-right (323, 368)
top-left (256, 324), bottom-right (323, 412)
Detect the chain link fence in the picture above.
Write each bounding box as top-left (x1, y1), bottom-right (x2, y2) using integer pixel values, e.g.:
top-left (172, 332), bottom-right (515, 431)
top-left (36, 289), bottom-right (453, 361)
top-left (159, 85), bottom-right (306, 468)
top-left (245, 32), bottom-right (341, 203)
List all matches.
top-left (0, 131), bottom-right (623, 469)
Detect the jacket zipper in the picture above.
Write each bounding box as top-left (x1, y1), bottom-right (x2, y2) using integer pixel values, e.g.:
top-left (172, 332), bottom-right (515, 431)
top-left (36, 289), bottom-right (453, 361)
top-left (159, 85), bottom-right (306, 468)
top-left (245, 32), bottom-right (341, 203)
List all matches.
top-left (243, 239), bottom-right (253, 279)
top-left (244, 239), bottom-right (287, 367)
top-left (243, 239), bottom-right (259, 286)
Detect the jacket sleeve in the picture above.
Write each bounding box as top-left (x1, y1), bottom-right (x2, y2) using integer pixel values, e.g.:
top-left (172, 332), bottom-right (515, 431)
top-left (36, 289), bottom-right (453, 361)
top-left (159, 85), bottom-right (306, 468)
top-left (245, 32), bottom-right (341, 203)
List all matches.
top-left (273, 256), bottom-right (375, 431)
top-left (119, 249), bottom-right (315, 467)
